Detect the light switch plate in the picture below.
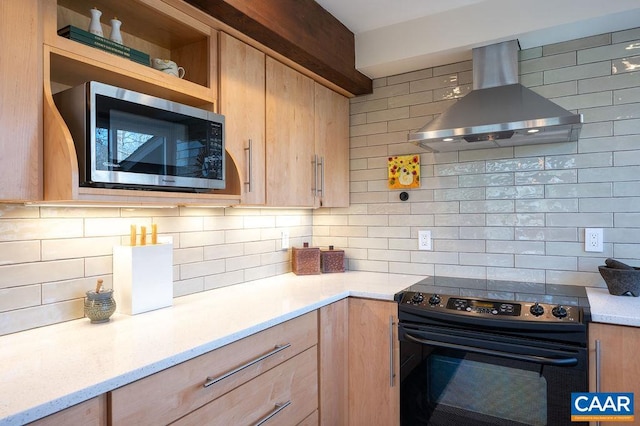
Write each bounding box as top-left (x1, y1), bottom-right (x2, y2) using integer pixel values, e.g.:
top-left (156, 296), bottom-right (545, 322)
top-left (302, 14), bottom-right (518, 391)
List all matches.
top-left (281, 230), bottom-right (290, 250)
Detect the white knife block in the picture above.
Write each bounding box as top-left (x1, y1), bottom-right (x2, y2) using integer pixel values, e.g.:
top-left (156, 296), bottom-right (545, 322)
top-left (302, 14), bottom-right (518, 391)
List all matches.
top-left (113, 241), bottom-right (173, 315)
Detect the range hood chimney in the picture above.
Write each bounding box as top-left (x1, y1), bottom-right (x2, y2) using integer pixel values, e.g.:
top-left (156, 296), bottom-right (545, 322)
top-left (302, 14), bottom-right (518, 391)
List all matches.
top-left (408, 40), bottom-right (583, 152)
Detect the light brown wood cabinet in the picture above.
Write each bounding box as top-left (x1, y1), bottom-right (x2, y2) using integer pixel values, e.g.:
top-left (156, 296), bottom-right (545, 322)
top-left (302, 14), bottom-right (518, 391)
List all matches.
top-left (28, 395), bottom-right (107, 426)
top-left (318, 299), bottom-right (349, 425)
top-left (173, 347), bottom-right (317, 425)
top-left (219, 32), bottom-right (266, 205)
top-left (349, 298), bottom-right (400, 426)
top-left (266, 57), bottom-right (316, 207)
top-left (589, 322), bottom-right (640, 426)
top-left (314, 83), bottom-right (350, 208)
top-left (0, 0), bottom-right (43, 201)
top-left (40, 0), bottom-right (242, 206)
top-left (110, 311), bottom-right (318, 425)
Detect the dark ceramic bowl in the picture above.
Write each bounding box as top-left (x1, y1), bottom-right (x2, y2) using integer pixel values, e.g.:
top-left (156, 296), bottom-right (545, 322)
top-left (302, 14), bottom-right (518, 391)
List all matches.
top-left (598, 266), bottom-right (640, 297)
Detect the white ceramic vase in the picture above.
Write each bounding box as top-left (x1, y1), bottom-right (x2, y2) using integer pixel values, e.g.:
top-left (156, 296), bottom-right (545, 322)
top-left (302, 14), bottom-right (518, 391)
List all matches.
top-left (88, 7), bottom-right (103, 37)
top-left (110, 18), bottom-right (123, 44)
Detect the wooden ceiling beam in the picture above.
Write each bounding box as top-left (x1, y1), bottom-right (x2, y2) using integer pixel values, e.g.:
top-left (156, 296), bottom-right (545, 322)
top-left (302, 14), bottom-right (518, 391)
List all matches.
top-left (183, 0), bottom-right (372, 96)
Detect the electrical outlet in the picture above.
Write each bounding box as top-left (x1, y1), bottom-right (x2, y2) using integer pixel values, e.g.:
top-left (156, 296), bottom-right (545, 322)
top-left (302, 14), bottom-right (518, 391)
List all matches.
top-left (281, 230), bottom-right (290, 250)
top-left (418, 230), bottom-right (432, 251)
top-left (585, 228), bottom-right (603, 252)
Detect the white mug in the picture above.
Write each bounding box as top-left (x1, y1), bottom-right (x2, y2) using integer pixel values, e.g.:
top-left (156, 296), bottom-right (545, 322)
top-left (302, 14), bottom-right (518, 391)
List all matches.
top-left (151, 58), bottom-right (185, 79)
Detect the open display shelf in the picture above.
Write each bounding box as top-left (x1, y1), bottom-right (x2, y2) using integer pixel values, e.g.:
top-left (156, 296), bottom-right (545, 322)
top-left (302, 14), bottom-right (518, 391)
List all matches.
top-left (42, 0), bottom-right (240, 206)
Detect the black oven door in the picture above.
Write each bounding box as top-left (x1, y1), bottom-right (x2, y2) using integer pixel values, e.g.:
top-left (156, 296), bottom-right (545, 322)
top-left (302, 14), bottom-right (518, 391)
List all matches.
top-left (399, 323), bottom-right (588, 426)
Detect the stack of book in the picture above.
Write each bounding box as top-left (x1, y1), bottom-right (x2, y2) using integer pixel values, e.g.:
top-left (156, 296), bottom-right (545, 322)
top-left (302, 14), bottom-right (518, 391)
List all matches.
top-left (57, 25), bottom-right (150, 66)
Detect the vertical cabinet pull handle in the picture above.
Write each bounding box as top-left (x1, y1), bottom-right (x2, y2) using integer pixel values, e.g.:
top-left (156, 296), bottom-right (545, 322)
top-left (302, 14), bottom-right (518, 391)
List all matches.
top-left (244, 139), bottom-right (253, 192)
top-left (320, 156), bottom-right (325, 196)
top-left (203, 343), bottom-right (291, 388)
top-left (389, 315), bottom-right (396, 387)
top-left (312, 154), bottom-right (319, 196)
top-left (595, 339), bottom-right (601, 392)
top-left (595, 339), bottom-right (601, 426)
top-left (253, 401), bottom-right (291, 426)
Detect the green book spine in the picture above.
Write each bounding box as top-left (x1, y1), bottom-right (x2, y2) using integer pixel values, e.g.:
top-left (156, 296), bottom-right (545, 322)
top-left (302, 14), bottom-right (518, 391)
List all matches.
top-left (57, 25), bottom-right (150, 66)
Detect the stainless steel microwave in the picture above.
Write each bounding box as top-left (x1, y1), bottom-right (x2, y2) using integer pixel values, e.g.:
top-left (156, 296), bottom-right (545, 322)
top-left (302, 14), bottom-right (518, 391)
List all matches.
top-left (53, 81), bottom-right (225, 192)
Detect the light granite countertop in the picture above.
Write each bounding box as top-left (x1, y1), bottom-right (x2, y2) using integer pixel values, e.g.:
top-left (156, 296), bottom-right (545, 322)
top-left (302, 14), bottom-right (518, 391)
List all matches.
top-left (586, 287), bottom-right (640, 327)
top-left (0, 271), bottom-right (425, 425)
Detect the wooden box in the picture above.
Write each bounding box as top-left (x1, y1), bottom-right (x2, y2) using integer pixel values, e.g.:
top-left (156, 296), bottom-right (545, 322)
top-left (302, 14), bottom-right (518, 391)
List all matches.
top-left (292, 244), bottom-right (321, 275)
top-left (321, 246), bottom-right (345, 273)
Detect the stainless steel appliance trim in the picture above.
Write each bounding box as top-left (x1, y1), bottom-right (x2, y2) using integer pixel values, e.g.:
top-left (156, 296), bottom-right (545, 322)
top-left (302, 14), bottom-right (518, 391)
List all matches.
top-left (203, 343), bottom-right (291, 388)
top-left (253, 401), bottom-right (291, 426)
top-left (404, 332), bottom-right (579, 366)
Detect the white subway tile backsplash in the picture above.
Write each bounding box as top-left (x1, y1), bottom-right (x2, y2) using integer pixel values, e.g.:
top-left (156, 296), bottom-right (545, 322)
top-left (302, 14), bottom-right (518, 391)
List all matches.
top-left (0, 240), bottom-right (40, 265)
top-left (614, 182), bottom-right (640, 196)
top-left (434, 214), bottom-right (485, 226)
top-left (544, 61), bottom-right (611, 85)
top-left (486, 186), bottom-right (544, 199)
top-left (4, 28), bottom-right (640, 336)
top-left (0, 300), bottom-right (83, 336)
top-left (0, 259), bottom-right (84, 289)
top-left (460, 253), bottom-right (513, 267)
top-left (459, 173), bottom-right (514, 187)
top-left (615, 87), bottom-right (640, 105)
top-left (0, 285), bottom-right (40, 311)
top-left (516, 199), bottom-right (578, 213)
top-left (0, 218), bottom-right (83, 242)
top-left (520, 52), bottom-right (576, 74)
top-left (486, 213), bottom-right (545, 227)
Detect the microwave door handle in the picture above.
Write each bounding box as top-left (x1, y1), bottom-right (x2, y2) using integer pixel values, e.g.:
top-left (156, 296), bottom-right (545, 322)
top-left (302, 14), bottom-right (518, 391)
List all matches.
top-left (404, 332), bottom-right (578, 367)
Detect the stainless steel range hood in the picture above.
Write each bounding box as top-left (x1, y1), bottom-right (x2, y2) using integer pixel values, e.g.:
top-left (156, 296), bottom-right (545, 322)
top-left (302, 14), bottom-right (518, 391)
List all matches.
top-left (408, 40), bottom-right (583, 152)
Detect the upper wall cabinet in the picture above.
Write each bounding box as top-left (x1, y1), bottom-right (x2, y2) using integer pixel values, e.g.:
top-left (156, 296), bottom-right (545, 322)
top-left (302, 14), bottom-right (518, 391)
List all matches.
top-left (265, 57), bottom-right (316, 207)
top-left (0, 0), bottom-right (43, 201)
top-left (219, 32), bottom-right (266, 206)
top-left (314, 83), bottom-right (349, 208)
top-left (265, 58), bottom-right (350, 208)
top-left (39, 0), bottom-right (240, 205)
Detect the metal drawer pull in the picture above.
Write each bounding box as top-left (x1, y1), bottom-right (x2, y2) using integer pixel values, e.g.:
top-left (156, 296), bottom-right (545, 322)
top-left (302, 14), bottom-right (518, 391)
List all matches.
top-left (253, 401), bottom-right (291, 426)
top-left (203, 343), bottom-right (291, 388)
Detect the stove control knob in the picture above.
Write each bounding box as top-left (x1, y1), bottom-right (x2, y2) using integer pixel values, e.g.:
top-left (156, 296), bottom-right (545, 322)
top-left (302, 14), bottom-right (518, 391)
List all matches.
top-left (552, 305), bottom-right (568, 319)
top-left (530, 302), bottom-right (545, 317)
top-left (410, 293), bottom-right (424, 304)
top-left (428, 294), bottom-right (441, 305)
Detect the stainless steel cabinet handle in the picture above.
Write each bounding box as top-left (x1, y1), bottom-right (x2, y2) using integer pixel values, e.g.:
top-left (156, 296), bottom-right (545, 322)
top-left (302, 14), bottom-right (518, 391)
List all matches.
top-left (312, 154), bottom-right (319, 196)
top-left (389, 315), bottom-right (396, 387)
top-left (253, 401), bottom-right (291, 426)
top-left (318, 156), bottom-right (325, 196)
top-left (203, 343), bottom-right (291, 388)
top-left (596, 339), bottom-right (601, 426)
top-left (244, 139), bottom-right (253, 192)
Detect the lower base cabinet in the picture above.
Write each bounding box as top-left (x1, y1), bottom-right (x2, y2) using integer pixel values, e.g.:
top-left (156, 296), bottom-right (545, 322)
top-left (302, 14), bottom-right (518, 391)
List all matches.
top-left (110, 312), bottom-right (318, 425)
top-left (28, 395), bottom-right (107, 426)
top-left (27, 298), bottom-right (401, 425)
top-left (348, 298), bottom-right (400, 426)
top-left (173, 347), bottom-right (317, 425)
top-left (589, 322), bottom-right (640, 426)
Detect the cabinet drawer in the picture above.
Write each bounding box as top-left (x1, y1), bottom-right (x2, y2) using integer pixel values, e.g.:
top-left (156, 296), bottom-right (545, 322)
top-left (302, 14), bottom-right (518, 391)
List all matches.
top-left (28, 395), bottom-right (107, 426)
top-left (110, 312), bottom-right (317, 425)
top-left (172, 347), bottom-right (318, 426)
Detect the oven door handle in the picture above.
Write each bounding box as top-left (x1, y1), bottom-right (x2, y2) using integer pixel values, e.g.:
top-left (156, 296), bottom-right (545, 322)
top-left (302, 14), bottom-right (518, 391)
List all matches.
top-left (404, 332), bottom-right (578, 367)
